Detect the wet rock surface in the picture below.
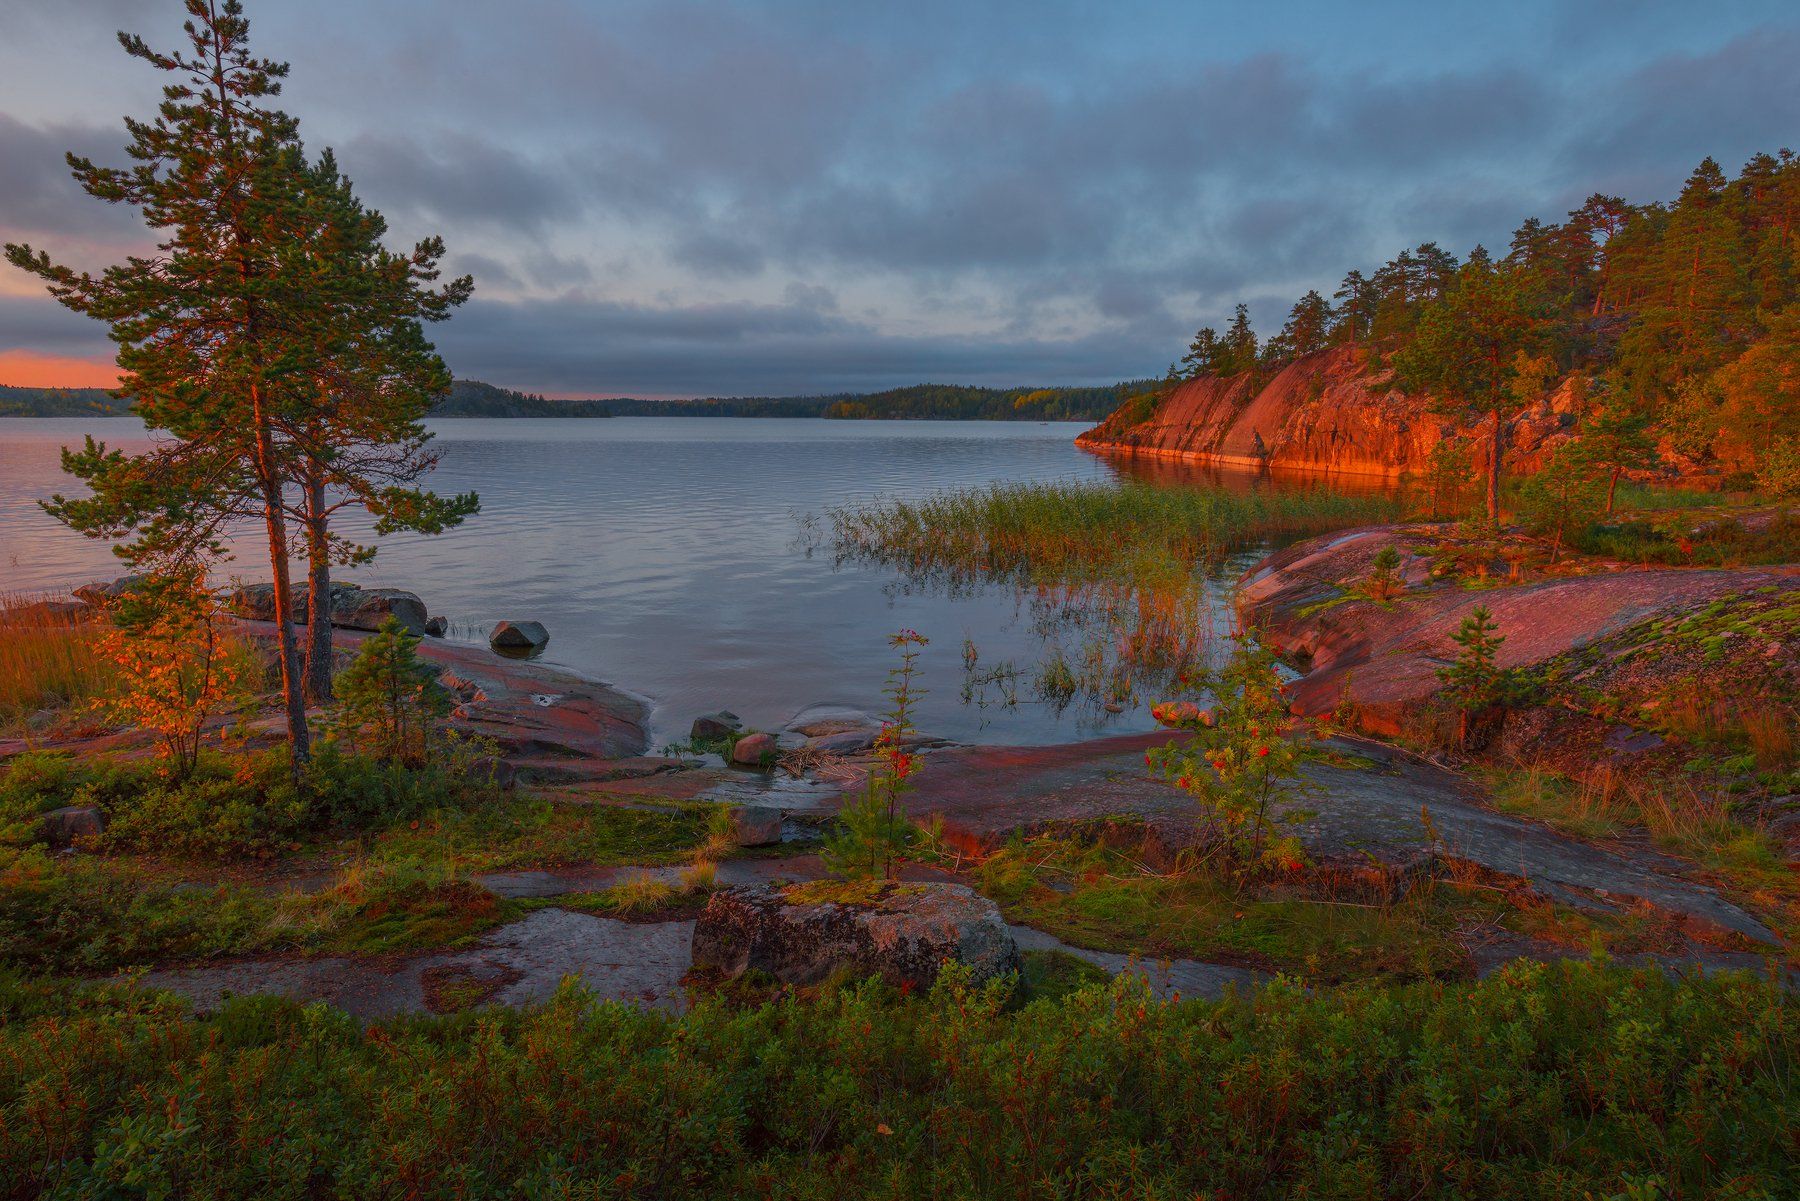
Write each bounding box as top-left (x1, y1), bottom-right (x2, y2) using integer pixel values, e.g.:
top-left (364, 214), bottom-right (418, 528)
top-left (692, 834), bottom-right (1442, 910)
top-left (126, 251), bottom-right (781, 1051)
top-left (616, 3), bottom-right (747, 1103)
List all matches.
top-left (875, 732), bottom-right (1778, 946)
top-left (138, 909), bottom-right (695, 1019)
top-left (691, 882), bottom-right (1021, 989)
top-left (1009, 926), bottom-right (1268, 1001)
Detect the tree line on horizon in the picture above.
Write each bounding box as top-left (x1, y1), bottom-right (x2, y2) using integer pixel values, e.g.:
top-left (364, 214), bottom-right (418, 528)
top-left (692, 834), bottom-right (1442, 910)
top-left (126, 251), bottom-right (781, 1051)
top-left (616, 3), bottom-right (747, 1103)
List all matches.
top-left (1165, 151), bottom-right (1800, 519)
top-left (5, 377), bottom-right (1152, 421)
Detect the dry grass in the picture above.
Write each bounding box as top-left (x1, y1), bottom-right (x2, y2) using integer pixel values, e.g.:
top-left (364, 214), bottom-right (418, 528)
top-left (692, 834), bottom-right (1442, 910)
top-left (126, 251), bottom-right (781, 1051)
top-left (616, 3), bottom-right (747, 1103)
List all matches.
top-left (1484, 761), bottom-right (1788, 889)
top-left (0, 594), bottom-right (117, 730)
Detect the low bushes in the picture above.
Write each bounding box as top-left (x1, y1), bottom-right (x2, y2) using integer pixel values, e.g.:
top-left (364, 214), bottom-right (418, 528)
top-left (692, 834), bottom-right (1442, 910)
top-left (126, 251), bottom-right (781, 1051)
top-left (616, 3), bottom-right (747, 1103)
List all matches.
top-left (0, 959), bottom-right (1792, 1198)
top-left (0, 744), bottom-right (498, 860)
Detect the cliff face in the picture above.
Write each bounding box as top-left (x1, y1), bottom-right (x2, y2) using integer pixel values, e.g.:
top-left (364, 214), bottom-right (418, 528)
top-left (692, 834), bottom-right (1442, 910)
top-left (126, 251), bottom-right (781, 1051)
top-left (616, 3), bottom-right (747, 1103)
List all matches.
top-left (1076, 347), bottom-right (1575, 479)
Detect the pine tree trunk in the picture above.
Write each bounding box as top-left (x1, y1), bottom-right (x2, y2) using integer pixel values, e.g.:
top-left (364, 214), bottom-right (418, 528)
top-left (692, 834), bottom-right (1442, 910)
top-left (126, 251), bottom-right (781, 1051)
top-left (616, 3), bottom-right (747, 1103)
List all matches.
top-left (303, 473), bottom-right (334, 705)
top-left (1486, 406), bottom-right (1503, 526)
top-left (250, 389), bottom-right (311, 771)
top-left (1606, 467), bottom-right (1620, 515)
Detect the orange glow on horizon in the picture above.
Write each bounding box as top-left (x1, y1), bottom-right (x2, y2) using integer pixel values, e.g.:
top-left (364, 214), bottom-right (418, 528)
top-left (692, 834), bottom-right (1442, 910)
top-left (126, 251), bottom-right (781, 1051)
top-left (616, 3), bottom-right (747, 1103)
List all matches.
top-left (0, 351), bottom-right (122, 390)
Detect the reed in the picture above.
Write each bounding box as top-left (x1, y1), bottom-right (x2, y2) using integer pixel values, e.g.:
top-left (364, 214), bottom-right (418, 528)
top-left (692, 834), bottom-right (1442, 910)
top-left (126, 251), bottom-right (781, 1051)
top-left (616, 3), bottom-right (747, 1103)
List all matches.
top-left (828, 480), bottom-right (1401, 584)
top-left (0, 595), bottom-right (116, 729)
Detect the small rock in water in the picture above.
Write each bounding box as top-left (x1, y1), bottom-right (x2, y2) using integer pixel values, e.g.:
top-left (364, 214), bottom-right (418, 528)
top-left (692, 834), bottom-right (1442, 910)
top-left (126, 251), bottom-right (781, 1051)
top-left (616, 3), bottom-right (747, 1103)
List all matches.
top-left (424, 616), bottom-right (448, 637)
top-left (691, 710), bottom-right (743, 741)
top-left (730, 731), bottom-right (777, 767)
top-left (39, 805), bottom-right (105, 849)
top-left (489, 620), bottom-right (549, 653)
top-left (729, 806), bottom-right (783, 847)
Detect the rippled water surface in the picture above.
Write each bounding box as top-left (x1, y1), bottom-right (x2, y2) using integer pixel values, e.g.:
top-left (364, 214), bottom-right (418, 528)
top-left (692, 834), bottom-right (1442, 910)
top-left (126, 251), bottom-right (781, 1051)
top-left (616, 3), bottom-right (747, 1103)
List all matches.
top-left (2, 417), bottom-right (1277, 747)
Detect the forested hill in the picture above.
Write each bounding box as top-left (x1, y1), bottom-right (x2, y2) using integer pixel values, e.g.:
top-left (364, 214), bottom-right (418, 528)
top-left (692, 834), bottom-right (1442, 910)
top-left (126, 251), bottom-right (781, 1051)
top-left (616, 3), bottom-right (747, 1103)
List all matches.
top-left (1128, 148), bottom-right (1800, 486)
top-left (4, 378), bottom-right (1150, 420)
top-left (0, 385), bottom-right (133, 417)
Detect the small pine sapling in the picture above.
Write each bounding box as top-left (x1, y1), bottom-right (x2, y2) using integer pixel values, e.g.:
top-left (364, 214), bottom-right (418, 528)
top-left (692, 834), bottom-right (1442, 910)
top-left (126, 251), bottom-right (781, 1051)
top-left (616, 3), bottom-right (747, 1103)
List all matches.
top-left (329, 617), bottom-right (451, 766)
top-left (1436, 605), bottom-right (1515, 749)
top-left (1362, 545), bottom-right (1405, 602)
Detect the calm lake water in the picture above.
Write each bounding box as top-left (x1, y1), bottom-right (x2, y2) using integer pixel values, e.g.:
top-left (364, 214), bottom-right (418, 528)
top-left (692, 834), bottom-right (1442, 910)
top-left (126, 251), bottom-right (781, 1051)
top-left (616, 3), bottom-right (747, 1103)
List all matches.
top-left (2, 417), bottom-right (1284, 747)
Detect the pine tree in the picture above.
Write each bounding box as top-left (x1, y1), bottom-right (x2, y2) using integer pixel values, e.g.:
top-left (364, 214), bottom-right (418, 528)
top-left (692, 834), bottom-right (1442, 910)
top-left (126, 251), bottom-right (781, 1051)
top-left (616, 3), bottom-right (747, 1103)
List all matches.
top-left (1220, 304), bottom-right (1258, 374)
top-left (1436, 606), bottom-right (1513, 749)
top-left (329, 616), bottom-right (450, 765)
top-left (283, 150), bottom-right (476, 702)
top-left (1392, 258), bottom-right (1553, 525)
top-left (1277, 290), bottom-right (1334, 359)
top-left (7, 0), bottom-right (320, 773)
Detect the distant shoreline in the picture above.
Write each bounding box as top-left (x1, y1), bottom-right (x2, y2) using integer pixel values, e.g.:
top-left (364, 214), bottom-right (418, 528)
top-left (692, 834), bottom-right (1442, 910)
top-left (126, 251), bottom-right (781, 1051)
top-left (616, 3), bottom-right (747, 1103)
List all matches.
top-left (2, 377), bottom-right (1150, 422)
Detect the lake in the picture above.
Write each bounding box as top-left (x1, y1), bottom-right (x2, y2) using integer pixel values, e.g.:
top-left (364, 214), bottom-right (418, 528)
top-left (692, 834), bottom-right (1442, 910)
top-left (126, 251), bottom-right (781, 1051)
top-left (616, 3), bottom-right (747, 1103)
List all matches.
top-left (2, 417), bottom-right (1283, 748)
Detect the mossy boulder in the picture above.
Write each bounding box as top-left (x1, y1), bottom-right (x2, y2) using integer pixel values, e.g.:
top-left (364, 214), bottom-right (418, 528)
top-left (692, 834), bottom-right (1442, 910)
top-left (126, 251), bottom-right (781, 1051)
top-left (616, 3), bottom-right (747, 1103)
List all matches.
top-left (690, 882), bottom-right (1020, 989)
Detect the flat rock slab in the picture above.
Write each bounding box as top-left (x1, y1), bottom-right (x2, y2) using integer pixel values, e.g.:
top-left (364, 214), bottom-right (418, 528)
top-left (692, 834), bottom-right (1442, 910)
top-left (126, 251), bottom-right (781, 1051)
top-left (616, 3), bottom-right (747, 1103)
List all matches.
top-left (136, 908), bottom-right (694, 1020)
top-left (240, 619), bottom-right (649, 764)
top-left (879, 733), bottom-right (1777, 946)
top-left (1237, 526), bottom-right (1799, 732)
top-left (1010, 925), bottom-right (1268, 1001)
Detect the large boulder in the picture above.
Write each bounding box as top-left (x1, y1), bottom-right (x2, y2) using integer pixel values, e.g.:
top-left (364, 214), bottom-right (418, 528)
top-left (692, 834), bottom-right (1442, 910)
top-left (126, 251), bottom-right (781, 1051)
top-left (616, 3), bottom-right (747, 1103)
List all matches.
top-left (690, 882), bottom-right (1020, 990)
top-left (38, 805), bottom-right (105, 849)
top-left (728, 806), bottom-right (783, 847)
top-left (72, 575), bottom-right (149, 607)
top-left (730, 731), bottom-right (777, 767)
top-left (228, 581), bottom-right (426, 633)
top-left (489, 620), bottom-right (549, 652)
top-left (691, 710), bottom-right (743, 742)
top-left (331, 587), bottom-right (427, 634)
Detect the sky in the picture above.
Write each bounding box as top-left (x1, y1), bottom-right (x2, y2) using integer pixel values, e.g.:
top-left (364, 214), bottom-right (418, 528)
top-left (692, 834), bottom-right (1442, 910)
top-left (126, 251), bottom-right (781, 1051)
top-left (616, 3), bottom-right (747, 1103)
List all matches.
top-left (1, 1), bottom-right (1797, 398)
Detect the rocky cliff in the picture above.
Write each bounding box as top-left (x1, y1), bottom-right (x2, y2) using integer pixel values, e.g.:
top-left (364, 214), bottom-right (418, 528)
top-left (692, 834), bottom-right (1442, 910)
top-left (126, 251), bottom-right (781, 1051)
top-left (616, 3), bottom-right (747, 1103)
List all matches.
top-left (1076, 347), bottom-right (1577, 480)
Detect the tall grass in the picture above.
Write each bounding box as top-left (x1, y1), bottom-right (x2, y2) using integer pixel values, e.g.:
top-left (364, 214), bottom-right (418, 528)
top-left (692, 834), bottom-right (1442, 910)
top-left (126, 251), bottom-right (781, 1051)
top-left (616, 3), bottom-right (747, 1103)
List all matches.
top-left (0, 596), bottom-right (117, 730)
top-left (828, 480), bottom-right (1401, 584)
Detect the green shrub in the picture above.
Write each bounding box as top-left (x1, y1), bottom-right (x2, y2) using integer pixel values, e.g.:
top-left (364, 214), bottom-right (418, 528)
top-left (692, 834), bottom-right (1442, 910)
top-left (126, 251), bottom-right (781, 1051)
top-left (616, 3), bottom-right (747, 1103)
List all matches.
top-left (0, 960), bottom-right (1792, 1198)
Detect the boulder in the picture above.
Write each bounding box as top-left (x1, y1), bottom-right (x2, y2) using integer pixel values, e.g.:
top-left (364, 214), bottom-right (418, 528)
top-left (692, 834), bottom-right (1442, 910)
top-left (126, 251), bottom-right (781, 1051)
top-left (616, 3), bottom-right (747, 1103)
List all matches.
top-left (465, 756), bottom-right (517, 790)
top-left (72, 575), bottom-right (148, 607)
top-left (489, 620), bottom-right (549, 652)
top-left (332, 587), bottom-right (428, 634)
top-left (424, 616), bottom-right (449, 638)
top-left (729, 806), bottom-right (783, 847)
top-left (39, 805), bottom-right (105, 849)
top-left (690, 882), bottom-right (1021, 989)
top-left (691, 710), bottom-right (743, 741)
top-left (807, 729), bottom-right (877, 755)
top-left (783, 704), bottom-right (878, 739)
top-left (228, 581), bottom-right (426, 632)
top-left (730, 731), bottom-right (777, 767)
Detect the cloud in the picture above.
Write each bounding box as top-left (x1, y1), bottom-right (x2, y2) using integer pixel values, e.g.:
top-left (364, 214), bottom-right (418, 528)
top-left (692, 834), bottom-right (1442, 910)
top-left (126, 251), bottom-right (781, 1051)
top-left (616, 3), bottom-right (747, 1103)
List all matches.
top-left (428, 293), bottom-right (1163, 396)
top-left (4, 0), bottom-right (1798, 393)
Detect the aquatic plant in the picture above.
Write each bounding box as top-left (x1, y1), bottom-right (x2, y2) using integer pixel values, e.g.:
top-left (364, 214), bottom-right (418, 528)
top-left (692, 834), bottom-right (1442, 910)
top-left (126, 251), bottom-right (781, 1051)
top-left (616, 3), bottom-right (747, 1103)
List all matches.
top-left (828, 480), bottom-right (1401, 586)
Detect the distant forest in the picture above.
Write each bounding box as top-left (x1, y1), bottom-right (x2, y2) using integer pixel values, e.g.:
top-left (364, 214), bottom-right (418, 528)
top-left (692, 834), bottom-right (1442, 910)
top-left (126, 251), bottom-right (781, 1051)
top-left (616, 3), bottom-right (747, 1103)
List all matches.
top-left (1161, 149), bottom-right (1800, 482)
top-left (3, 378), bottom-right (1150, 421)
